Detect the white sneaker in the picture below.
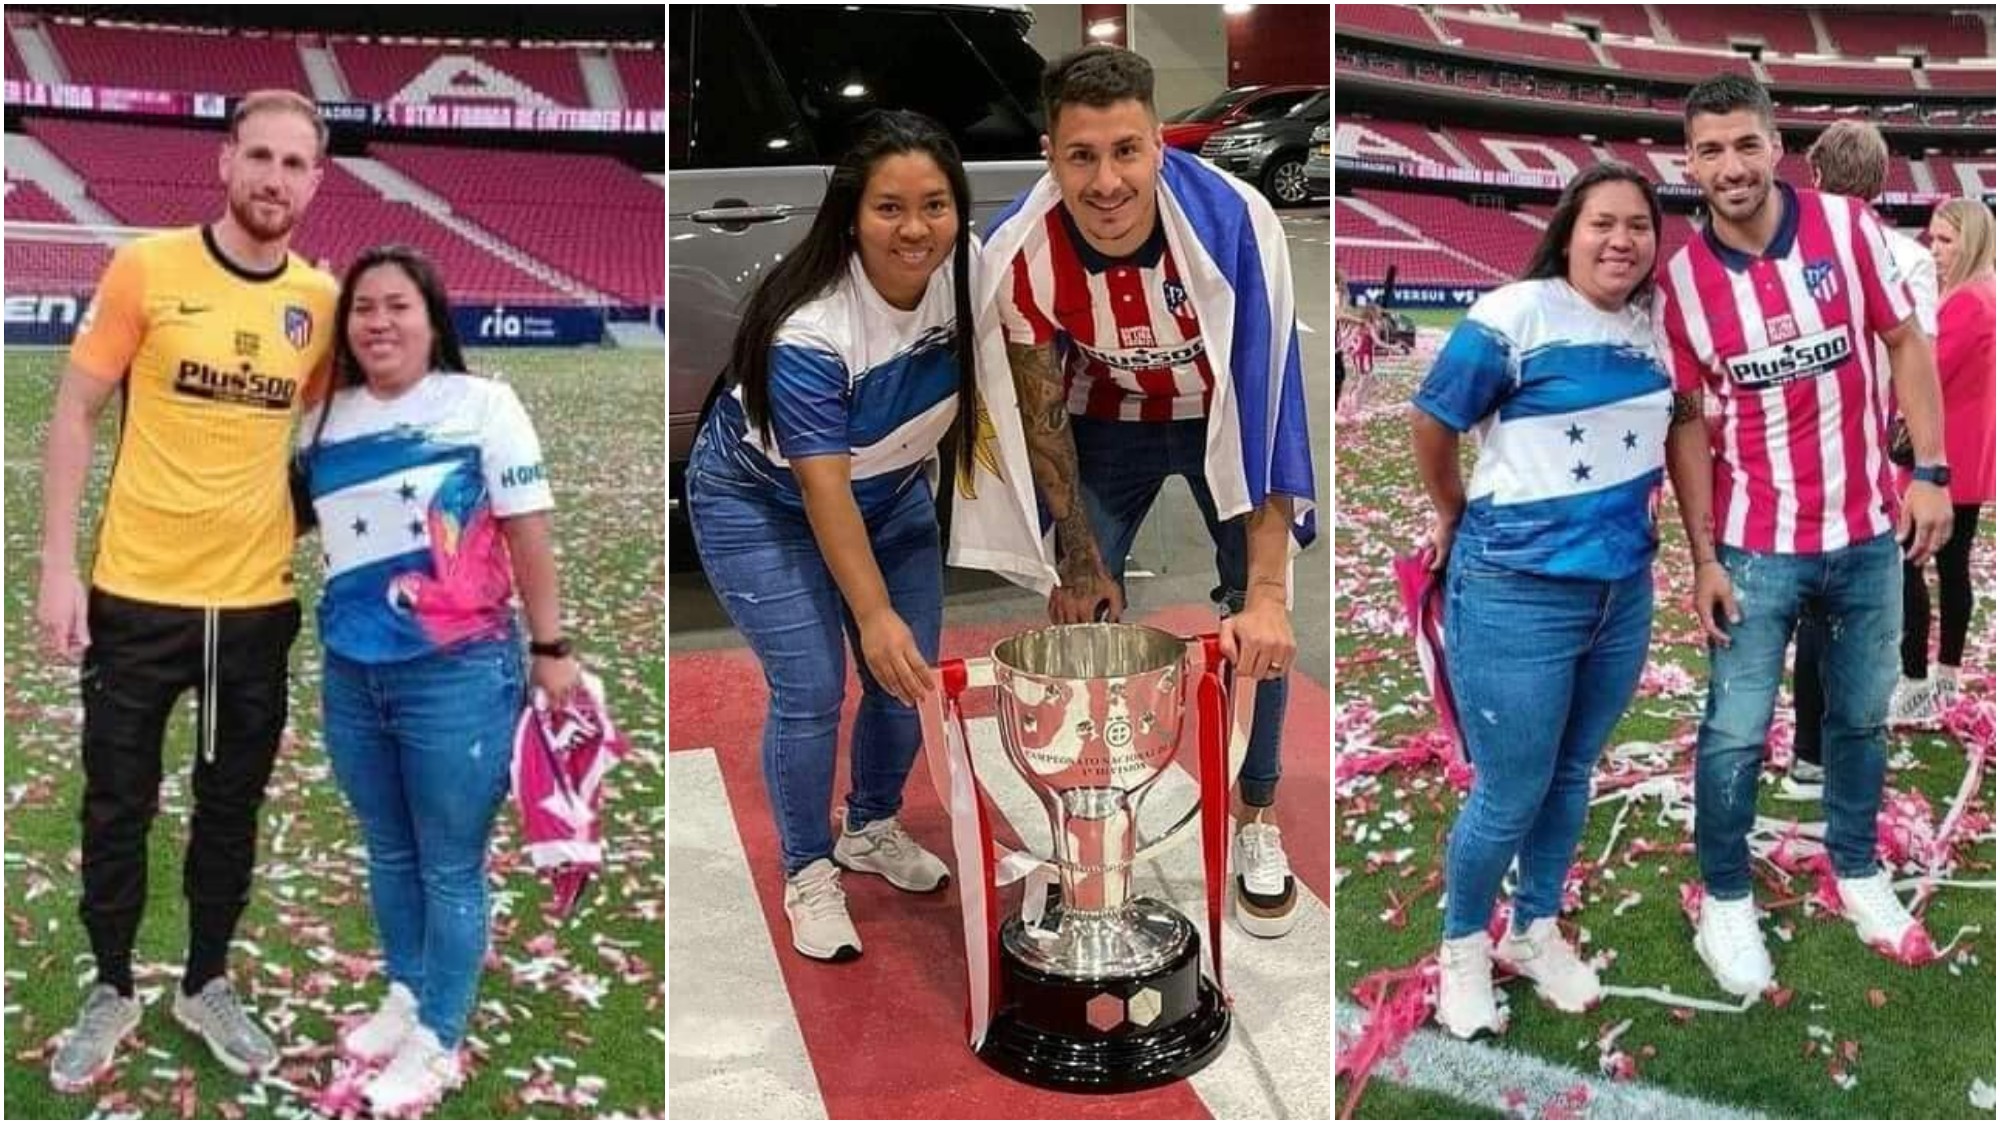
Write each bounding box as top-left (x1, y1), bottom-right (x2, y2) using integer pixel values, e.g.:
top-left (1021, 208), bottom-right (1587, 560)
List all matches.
top-left (1494, 917), bottom-right (1602, 1013)
top-left (1775, 759), bottom-right (1824, 803)
top-left (1232, 818), bottom-right (1298, 938)
top-left (342, 981), bottom-right (418, 1065)
top-left (784, 858), bottom-right (862, 962)
top-left (362, 1025), bottom-right (462, 1118)
top-left (1887, 675), bottom-right (1941, 727)
top-left (1837, 869), bottom-right (1931, 957)
top-left (1435, 932), bottom-right (1501, 1039)
top-left (1693, 893), bottom-right (1774, 998)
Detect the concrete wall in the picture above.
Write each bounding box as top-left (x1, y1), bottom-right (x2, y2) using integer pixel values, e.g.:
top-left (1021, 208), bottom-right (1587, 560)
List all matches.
top-left (1026, 4), bottom-right (1086, 63)
top-left (1131, 4), bottom-right (1228, 119)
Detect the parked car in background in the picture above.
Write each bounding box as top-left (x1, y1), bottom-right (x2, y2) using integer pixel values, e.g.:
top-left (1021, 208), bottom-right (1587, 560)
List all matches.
top-left (1198, 90), bottom-right (1329, 206)
top-left (1160, 83), bottom-right (1325, 154)
top-left (668, 4), bottom-right (1046, 552)
top-left (1305, 121), bottom-right (1329, 198)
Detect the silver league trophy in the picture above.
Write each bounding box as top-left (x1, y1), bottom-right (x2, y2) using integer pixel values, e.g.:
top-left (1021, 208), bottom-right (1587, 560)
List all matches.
top-left (976, 622), bottom-right (1232, 1091)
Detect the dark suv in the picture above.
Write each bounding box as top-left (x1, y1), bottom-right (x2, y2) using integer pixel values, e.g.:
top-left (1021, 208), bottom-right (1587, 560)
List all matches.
top-left (669, 4), bottom-right (1048, 535)
top-left (1198, 90), bottom-right (1328, 206)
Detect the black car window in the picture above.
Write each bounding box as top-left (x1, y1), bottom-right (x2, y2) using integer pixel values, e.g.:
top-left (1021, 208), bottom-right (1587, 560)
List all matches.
top-left (1244, 89), bottom-right (1316, 121)
top-left (742, 5), bottom-right (1043, 162)
top-left (669, 6), bottom-right (692, 165)
top-left (680, 6), bottom-right (814, 168)
top-left (1286, 91), bottom-right (1330, 121)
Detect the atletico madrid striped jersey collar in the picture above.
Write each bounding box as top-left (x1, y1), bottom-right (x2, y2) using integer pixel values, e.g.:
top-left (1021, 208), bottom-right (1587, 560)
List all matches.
top-left (1700, 180), bottom-right (1802, 272)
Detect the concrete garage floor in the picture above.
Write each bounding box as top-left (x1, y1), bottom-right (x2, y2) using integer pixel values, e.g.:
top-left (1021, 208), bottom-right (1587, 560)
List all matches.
top-left (667, 206), bottom-right (1332, 687)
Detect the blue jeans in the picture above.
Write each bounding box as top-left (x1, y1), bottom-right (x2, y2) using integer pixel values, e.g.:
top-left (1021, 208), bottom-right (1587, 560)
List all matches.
top-left (1071, 416), bottom-right (1286, 806)
top-left (687, 433), bottom-right (944, 877)
top-left (1696, 534), bottom-right (1900, 899)
top-left (1441, 552), bottom-right (1652, 939)
top-left (322, 635), bottom-right (523, 1048)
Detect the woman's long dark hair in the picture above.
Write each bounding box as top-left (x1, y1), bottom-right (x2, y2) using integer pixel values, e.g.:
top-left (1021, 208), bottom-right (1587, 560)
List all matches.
top-left (729, 110), bottom-right (979, 478)
top-left (331, 244), bottom-right (470, 389)
top-left (1520, 161), bottom-right (1663, 307)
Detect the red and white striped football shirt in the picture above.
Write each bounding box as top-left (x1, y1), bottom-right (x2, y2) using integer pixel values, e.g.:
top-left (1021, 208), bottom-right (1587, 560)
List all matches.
top-left (1656, 183), bottom-right (1916, 554)
top-left (999, 206), bottom-right (1215, 422)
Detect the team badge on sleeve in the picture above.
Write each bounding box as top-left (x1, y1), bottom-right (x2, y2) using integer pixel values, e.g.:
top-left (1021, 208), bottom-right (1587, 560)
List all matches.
top-left (284, 305), bottom-right (314, 350)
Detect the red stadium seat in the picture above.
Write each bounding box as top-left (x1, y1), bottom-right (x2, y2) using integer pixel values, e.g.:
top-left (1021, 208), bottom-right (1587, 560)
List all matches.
top-left (43, 20), bottom-right (311, 95)
top-left (1433, 12), bottom-right (1601, 67)
top-left (1659, 8), bottom-right (1819, 54)
top-left (332, 39), bottom-right (591, 107)
top-left (4, 177), bottom-right (76, 222)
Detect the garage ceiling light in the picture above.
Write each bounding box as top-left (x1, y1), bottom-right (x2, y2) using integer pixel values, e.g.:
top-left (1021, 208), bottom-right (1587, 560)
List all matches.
top-left (1088, 20), bottom-right (1119, 39)
top-left (842, 83), bottom-right (868, 98)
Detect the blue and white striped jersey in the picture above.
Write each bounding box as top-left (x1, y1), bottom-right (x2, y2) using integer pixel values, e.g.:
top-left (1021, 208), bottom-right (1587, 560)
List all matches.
top-left (1414, 278), bottom-right (1671, 581)
top-left (707, 253), bottom-right (959, 518)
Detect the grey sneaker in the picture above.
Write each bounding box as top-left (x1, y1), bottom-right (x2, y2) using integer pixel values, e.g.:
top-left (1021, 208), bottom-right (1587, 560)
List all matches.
top-left (1776, 759), bottom-right (1824, 802)
top-left (833, 816), bottom-right (949, 892)
top-left (50, 984), bottom-right (142, 1093)
top-left (171, 978), bottom-right (277, 1077)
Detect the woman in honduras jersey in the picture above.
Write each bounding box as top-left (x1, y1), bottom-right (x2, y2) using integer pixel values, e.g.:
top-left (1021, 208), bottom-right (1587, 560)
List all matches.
top-left (686, 111), bottom-right (981, 964)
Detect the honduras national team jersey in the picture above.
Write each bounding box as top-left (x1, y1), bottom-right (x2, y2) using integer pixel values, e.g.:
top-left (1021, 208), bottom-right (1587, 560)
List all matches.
top-left (706, 253), bottom-right (959, 519)
top-left (1414, 278), bottom-right (1671, 580)
top-left (301, 374), bottom-right (553, 664)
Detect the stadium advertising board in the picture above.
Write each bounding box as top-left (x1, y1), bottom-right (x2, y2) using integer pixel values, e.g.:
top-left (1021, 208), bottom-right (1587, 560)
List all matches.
top-left (3, 80), bottom-right (664, 135)
top-left (2, 294), bottom-right (86, 346)
top-left (1343, 283), bottom-right (1486, 309)
top-left (454, 305), bottom-right (609, 347)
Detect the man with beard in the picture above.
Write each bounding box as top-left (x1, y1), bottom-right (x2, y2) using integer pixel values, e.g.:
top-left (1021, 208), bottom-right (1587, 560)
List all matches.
top-left (1657, 75), bottom-right (1954, 999)
top-left (36, 89), bottom-right (337, 1090)
top-left (978, 46), bottom-right (1315, 938)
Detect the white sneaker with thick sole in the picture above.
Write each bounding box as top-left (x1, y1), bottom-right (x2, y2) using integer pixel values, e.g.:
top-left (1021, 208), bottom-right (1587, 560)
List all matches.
top-left (362, 1025), bottom-right (462, 1118)
top-left (785, 858), bottom-right (862, 962)
top-left (1692, 893), bottom-right (1774, 998)
top-left (1494, 917), bottom-right (1602, 1013)
top-left (1232, 818), bottom-right (1298, 938)
top-left (1837, 869), bottom-right (1931, 959)
top-left (1435, 932), bottom-right (1502, 1039)
top-left (342, 980), bottom-right (418, 1065)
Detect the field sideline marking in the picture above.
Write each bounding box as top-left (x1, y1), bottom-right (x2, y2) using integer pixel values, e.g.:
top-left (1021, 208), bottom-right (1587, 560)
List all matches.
top-left (1336, 1000), bottom-right (1767, 1120)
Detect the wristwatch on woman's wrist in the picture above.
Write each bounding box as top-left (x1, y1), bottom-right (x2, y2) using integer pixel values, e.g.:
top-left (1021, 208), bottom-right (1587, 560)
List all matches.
top-left (529, 637), bottom-right (573, 659)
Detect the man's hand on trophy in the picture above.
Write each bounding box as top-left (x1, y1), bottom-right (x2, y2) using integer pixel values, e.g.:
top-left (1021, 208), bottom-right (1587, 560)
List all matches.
top-left (1221, 597), bottom-right (1294, 680)
top-left (857, 607), bottom-right (934, 706)
top-left (1047, 566), bottom-right (1124, 625)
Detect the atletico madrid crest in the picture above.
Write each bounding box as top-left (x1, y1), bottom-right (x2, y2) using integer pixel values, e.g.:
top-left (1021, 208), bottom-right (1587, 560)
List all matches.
top-left (1803, 260), bottom-right (1840, 303)
top-left (284, 305), bottom-right (313, 350)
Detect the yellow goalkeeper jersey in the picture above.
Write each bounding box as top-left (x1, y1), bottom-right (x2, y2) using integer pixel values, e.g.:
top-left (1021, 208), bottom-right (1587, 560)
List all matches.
top-left (69, 226), bottom-right (337, 608)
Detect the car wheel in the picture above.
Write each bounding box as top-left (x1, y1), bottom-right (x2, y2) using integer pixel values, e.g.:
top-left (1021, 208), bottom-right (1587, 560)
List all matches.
top-left (1263, 154), bottom-right (1308, 206)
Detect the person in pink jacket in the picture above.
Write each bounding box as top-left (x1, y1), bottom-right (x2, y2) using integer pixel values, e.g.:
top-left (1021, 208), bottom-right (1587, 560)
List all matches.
top-left (1891, 198), bottom-right (1996, 723)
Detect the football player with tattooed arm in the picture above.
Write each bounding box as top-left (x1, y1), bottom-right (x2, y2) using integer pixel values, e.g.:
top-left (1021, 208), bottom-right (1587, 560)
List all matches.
top-left (991, 45), bottom-right (1316, 939)
top-left (1658, 75), bottom-right (1954, 1001)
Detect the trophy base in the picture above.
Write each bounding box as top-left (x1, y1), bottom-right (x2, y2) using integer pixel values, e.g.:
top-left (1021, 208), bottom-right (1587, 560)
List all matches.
top-left (978, 918), bottom-right (1230, 1092)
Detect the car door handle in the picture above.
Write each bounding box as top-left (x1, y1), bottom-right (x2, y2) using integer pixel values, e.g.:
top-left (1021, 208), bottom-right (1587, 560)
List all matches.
top-left (689, 204), bottom-right (794, 225)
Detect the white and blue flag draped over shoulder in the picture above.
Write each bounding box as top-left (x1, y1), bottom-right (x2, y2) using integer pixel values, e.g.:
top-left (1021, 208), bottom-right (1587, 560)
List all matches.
top-left (1412, 278), bottom-right (1671, 581)
top-left (946, 148), bottom-right (1316, 596)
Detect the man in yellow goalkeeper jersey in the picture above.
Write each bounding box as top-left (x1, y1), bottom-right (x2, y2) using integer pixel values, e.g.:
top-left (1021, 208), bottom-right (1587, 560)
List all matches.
top-left (35, 89), bottom-right (338, 1092)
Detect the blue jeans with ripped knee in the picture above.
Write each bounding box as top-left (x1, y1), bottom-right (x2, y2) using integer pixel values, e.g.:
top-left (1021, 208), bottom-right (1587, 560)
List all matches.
top-left (1694, 534), bottom-right (1901, 900)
